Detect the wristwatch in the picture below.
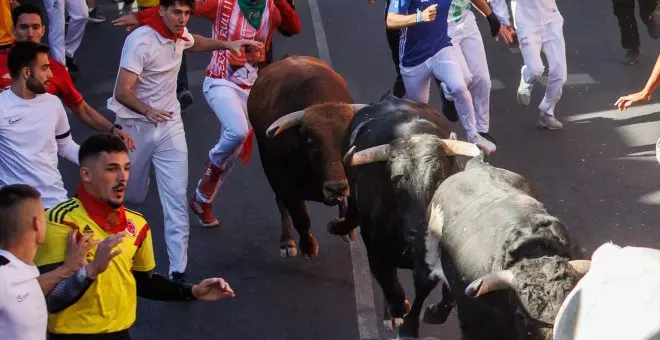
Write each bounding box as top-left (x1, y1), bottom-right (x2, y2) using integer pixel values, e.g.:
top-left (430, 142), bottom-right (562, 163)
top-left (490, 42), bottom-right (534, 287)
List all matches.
top-left (109, 124), bottom-right (124, 139)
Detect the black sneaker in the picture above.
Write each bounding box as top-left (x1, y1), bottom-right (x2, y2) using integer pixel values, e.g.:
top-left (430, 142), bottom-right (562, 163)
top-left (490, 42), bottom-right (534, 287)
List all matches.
top-left (66, 56), bottom-right (80, 74)
top-left (171, 271), bottom-right (186, 284)
top-left (177, 90), bottom-right (194, 113)
top-left (622, 48), bottom-right (640, 65)
top-left (87, 8), bottom-right (106, 24)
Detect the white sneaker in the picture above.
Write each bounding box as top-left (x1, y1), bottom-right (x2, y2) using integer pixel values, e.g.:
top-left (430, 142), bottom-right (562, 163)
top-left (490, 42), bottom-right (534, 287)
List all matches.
top-left (537, 114), bottom-right (564, 130)
top-left (517, 70), bottom-right (533, 107)
top-left (468, 134), bottom-right (497, 154)
top-left (655, 137), bottom-right (660, 165)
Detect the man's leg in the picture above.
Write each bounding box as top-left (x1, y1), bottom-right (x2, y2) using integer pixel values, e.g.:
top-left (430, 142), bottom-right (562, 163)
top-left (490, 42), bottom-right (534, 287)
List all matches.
top-left (63, 0), bottom-right (89, 72)
top-left (44, 0), bottom-right (67, 65)
top-left (152, 117), bottom-right (190, 278)
top-left (190, 79), bottom-right (250, 227)
top-left (117, 118), bottom-right (155, 205)
top-left (460, 13), bottom-right (492, 136)
top-left (439, 18), bottom-right (472, 123)
top-left (516, 25), bottom-right (545, 107)
top-left (400, 61), bottom-right (433, 104)
top-left (385, 0), bottom-right (405, 98)
top-left (639, 0), bottom-right (660, 39)
top-left (177, 52), bottom-right (193, 112)
top-left (538, 21), bottom-right (567, 129)
top-left (613, 0), bottom-right (641, 64)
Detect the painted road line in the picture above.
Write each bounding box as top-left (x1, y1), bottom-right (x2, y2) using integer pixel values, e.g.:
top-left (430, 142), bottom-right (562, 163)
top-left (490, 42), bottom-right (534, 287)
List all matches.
top-left (306, 0), bottom-right (380, 339)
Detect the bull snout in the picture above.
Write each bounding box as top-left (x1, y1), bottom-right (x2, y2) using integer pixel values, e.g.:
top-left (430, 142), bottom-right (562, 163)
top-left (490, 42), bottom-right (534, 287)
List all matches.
top-left (322, 180), bottom-right (349, 204)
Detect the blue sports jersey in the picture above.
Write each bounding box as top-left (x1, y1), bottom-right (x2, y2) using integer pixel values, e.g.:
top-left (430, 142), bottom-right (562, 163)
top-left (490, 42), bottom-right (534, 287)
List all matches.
top-left (388, 0), bottom-right (452, 68)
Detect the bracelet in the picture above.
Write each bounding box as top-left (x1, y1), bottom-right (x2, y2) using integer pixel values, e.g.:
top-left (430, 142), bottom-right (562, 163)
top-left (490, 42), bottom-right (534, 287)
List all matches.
top-left (416, 9), bottom-right (422, 23)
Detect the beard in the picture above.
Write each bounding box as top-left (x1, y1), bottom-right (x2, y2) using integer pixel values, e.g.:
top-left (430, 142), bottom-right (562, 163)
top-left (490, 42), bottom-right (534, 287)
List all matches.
top-left (26, 76), bottom-right (47, 94)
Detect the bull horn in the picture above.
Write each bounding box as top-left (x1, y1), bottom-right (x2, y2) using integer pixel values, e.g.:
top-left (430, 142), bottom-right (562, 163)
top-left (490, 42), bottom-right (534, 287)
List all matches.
top-left (568, 260), bottom-right (591, 276)
top-left (266, 110), bottom-right (306, 138)
top-left (465, 270), bottom-right (514, 298)
top-left (347, 144), bottom-right (391, 167)
top-left (439, 139), bottom-right (482, 158)
top-left (348, 104), bottom-right (369, 113)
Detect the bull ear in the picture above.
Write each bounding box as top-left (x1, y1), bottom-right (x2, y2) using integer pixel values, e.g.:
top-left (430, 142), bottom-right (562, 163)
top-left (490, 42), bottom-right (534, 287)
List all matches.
top-left (266, 110), bottom-right (306, 138)
top-left (465, 270), bottom-right (514, 298)
top-left (345, 144), bottom-right (391, 167)
top-left (438, 140), bottom-right (482, 158)
top-left (568, 260), bottom-right (591, 276)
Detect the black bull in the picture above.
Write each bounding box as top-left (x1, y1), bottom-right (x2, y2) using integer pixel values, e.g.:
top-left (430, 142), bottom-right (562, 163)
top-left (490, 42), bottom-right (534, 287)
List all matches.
top-left (338, 95), bottom-right (483, 338)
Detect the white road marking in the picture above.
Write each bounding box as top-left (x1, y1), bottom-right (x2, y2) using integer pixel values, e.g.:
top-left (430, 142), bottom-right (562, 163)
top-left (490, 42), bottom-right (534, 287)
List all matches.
top-left (305, 0), bottom-right (380, 339)
top-left (491, 79), bottom-right (505, 90)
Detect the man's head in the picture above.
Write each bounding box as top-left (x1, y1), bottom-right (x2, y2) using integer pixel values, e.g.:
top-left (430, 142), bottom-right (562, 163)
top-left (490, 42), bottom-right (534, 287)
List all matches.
top-left (159, 0), bottom-right (195, 36)
top-left (7, 41), bottom-right (52, 94)
top-left (0, 184), bottom-right (45, 252)
top-left (12, 4), bottom-right (45, 43)
top-left (79, 134), bottom-right (130, 209)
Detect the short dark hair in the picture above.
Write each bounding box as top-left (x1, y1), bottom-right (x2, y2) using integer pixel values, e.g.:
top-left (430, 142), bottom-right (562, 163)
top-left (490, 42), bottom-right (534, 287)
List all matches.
top-left (79, 133), bottom-right (129, 165)
top-left (12, 4), bottom-right (44, 26)
top-left (7, 41), bottom-right (50, 79)
top-left (160, 0), bottom-right (195, 10)
top-left (0, 184), bottom-right (41, 247)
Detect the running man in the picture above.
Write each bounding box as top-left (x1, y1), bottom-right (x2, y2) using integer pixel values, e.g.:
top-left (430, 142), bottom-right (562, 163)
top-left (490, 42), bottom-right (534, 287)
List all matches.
top-left (106, 0), bottom-right (262, 280)
top-left (386, 0), bottom-right (497, 153)
top-left (491, 0), bottom-right (567, 130)
top-left (440, 0), bottom-right (513, 143)
top-left (43, 0), bottom-right (88, 71)
top-left (115, 0), bottom-right (301, 227)
top-left (0, 41), bottom-right (80, 209)
top-left (1, 4), bottom-right (135, 150)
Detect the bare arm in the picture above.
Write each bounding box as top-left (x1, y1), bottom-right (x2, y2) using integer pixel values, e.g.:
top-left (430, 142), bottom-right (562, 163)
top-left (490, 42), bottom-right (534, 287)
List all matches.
top-left (187, 34), bottom-right (264, 54)
top-left (615, 55), bottom-right (660, 110)
top-left (386, 13), bottom-right (419, 29)
top-left (69, 101), bottom-right (136, 151)
top-left (114, 68), bottom-right (172, 123)
top-left (38, 265), bottom-right (76, 295)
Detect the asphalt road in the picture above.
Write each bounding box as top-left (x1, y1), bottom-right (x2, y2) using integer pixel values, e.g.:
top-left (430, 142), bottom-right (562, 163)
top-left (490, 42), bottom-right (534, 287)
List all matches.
top-left (32, 0), bottom-right (660, 338)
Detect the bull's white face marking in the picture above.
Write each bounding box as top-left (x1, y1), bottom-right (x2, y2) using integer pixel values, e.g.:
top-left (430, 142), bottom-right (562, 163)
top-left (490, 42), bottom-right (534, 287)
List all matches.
top-left (425, 204), bottom-right (448, 286)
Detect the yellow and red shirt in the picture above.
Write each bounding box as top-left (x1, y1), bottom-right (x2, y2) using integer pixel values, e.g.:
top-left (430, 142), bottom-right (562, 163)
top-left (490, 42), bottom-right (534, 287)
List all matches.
top-left (34, 187), bottom-right (156, 334)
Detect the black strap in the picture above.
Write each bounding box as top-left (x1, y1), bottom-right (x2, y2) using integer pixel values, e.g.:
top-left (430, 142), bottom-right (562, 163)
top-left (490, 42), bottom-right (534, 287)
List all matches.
top-left (0, 255), bottom-right (9, 266)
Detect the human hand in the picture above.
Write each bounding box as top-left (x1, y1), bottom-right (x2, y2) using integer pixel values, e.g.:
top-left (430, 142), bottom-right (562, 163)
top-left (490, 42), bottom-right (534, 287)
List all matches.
top-left (62, 231), bottom-right (99, 276)
top-left (229, 40), bottom-right (265, 55)
top-left (144, 107), bottom-right (173, 124)
top-left (615, 91), bottom-right (650, 111)
top-left (112, 13), bottom-right (139, 32)
top-left (422, 4), bottom-right (437, 22)
top-left (192, 278), bottom-right (236, 301)
top-left (112, 129), bottom-right (136, 152)
top-left (85, 232), bottom-right (126, 280)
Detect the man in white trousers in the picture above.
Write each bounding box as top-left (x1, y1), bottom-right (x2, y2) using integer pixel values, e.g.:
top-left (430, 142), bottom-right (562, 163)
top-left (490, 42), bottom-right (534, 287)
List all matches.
top-left (107, 0), bottom-right (261, 281)
top-left (440, 0), bottom-right (513, 143)
top-left (43, 0), bottom-right (88, 71)
top-left (386, 0), bottom-right (498, 153)
top-left (490, 0), bottom-right (566, 130)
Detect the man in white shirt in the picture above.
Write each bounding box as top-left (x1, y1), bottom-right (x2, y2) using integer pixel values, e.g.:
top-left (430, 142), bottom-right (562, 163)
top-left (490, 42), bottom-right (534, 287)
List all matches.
top-left (0, 41), bottom-right (80, 209)
top-left (491, 0), bottom-right (566, 130)
top-left (107, 0), bottom-right (261, 281)
top-left (0, 184), bottom-right (48, 340)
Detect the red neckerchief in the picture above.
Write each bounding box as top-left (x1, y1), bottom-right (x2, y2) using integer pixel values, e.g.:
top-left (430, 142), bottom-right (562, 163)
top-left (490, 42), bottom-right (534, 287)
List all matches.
top-left (76, 186), bottom-right (128, 234)
top-left (143, 12), bottom-right (190, 42)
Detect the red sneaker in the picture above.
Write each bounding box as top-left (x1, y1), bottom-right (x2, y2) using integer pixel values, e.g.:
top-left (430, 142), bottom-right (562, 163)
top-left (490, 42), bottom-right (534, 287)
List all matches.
top-left (189, 195), bottom-right (219, 227)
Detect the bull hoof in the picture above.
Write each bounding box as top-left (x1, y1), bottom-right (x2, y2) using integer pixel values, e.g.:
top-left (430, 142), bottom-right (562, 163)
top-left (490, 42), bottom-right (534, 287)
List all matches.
top-left (327, 217), bottom-right (349, 235)
top-left (300, 234), bottom-right (319, 258)
top-left (421, 301), bottom-right (454, 325)
top-left (383, 318), bottom-right (404, 332)
top-left (279, 240), bottom-right (298, 258)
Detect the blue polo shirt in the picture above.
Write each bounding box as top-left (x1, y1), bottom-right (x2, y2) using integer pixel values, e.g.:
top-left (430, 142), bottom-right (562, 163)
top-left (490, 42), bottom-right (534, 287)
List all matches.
top-left (388, 0), bottom-right (452, 68)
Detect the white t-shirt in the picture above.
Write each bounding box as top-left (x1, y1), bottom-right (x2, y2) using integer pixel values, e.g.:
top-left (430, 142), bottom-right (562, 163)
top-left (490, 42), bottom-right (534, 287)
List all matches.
top-left (554, 243), bottom-right (660, 339)
top-left (0, 249), bottom-right (48, 340)
top-left (0, 90), bottom-right (70, 208)
top-left (107, 26), bottom-right (195, 121)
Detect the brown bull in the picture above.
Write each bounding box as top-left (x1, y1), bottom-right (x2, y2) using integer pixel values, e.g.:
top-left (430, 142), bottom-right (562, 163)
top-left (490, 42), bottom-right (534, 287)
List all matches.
top-left (247, 55), bottom-right (364, 258)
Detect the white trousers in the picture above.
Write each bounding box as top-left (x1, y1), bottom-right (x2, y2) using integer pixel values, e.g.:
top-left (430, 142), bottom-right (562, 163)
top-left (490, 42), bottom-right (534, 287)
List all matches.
top-left (444, 11), bottom-right (491, 133)
top-left (518, 20), bottom-right (567, 117)
top-left (43, 0), bottom-right (89, 64)
top-left (116, 116), bottom-right (190, 275)
top-left (196, 77), bottom-right (250, 203)
top-left (400, 46), bottom-right (478, 138)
